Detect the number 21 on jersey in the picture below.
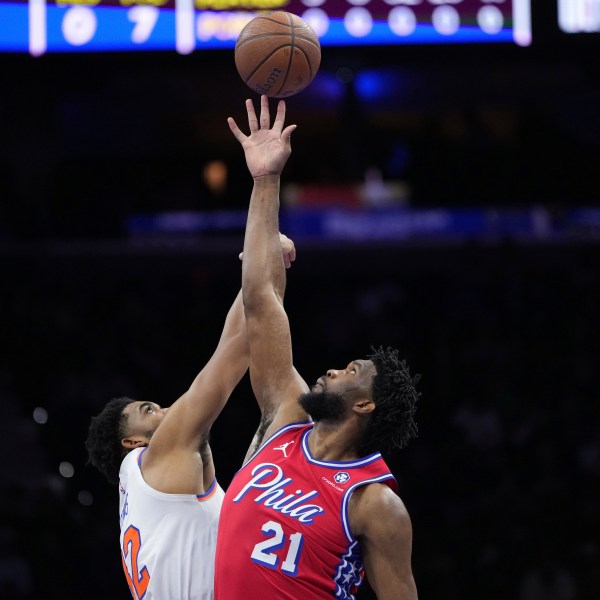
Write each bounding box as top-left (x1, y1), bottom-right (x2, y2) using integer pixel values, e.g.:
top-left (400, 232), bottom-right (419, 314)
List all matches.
top-left (251, 520), bottom-right (304, 576)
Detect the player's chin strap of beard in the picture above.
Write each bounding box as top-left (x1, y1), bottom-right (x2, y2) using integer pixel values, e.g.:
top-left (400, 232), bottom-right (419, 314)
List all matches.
top-left (299, 390), bottom-right (346, 422)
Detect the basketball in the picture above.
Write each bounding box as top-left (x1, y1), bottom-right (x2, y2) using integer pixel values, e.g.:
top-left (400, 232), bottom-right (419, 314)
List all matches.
top-left (235, 11), bottom-right (321, 98)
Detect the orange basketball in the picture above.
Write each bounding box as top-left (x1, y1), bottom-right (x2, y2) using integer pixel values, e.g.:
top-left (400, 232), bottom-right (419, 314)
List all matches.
top-left (235, 11), bottom-right (321, 98)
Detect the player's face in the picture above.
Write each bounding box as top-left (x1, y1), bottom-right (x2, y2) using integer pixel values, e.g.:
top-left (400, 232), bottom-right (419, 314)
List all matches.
top-left (311, 359), bottom-right (377, 398)
top-left (301, 360), bottom-right (376, 422)
top-left (122, 401), bottom-right (168, 439)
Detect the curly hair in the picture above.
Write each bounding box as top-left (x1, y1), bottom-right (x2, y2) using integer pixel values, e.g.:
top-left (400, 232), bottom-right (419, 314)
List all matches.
top-left (85, 396), bottom-right (137, 485)
top-left (360, 346), bottom-right (421, 455)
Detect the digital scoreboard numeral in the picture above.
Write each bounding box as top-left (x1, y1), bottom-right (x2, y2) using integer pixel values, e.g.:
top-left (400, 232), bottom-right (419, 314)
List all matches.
top-left (62, 6), bottom-right (97, 46)
top-left (128, 6), bottom-right (159, 44)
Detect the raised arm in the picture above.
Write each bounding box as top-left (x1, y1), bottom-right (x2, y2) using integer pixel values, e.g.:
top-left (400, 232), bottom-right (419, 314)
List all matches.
top-left (241, 232), bottom-right (298, 462)
top-left (228, 96), bottom-right (309, 442)
top-left (143, 228), bottom-right (299, 487)
top-left (141, 288), bottom-right (249, 493)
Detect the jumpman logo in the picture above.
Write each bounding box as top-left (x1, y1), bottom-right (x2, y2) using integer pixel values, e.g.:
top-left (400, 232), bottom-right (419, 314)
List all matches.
top-left (274, 441), bottom-right (295, 457)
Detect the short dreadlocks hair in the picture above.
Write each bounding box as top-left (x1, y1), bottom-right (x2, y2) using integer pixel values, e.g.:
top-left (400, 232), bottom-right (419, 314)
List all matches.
top-left (360, 346), bottom-right (420, 455)
top-left (85, 396), bottom-right (137, 485)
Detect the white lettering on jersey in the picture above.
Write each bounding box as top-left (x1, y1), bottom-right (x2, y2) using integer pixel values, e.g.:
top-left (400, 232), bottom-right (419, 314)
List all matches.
top-left (321, 476), bottom-right (344, 492)
top-left (233, 462), bottom-right (325, 524)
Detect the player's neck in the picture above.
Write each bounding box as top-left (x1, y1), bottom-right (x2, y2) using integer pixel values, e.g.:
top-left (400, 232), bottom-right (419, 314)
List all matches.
top-left (308, 421), bottom-right (362, 462)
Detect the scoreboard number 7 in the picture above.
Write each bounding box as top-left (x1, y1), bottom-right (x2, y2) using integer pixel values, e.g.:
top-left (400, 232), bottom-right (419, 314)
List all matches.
top-left (128, 6), bottom-right (159, 44)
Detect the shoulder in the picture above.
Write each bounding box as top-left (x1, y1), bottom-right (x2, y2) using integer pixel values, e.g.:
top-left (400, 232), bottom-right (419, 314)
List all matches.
top-left (139, 441), bottom-right (213, 495)
top-left (121, 447), bottom-right (143, 473)
top-left (349, 482), bottom-right (412, 542)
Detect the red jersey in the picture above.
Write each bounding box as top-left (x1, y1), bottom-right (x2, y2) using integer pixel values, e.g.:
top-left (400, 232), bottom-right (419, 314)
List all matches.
top-left (214, 422), bottom-right (397, 599)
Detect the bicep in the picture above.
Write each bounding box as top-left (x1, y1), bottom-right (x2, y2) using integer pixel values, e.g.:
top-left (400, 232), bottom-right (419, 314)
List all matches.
top-left (245, 292), bottom-right (309, 423)
top-left (355, 488), bottom-right (418, 600)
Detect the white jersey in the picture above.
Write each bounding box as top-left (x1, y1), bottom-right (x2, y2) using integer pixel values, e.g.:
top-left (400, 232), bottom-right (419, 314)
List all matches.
top-left (118, 447), bottom-right (224, 600)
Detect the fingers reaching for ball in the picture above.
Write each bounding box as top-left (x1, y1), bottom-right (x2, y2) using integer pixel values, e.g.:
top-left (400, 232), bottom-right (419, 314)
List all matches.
top-left (273, 100), bottom-right (286, 135)
top-left (227, 96), bottom-right (287, 139)
top-left (228, 95), bottom-right (296, 178)
top-left (246, 98), bottom-right (259, 133)
top-left (227, 116), bottom-right (245, 144)
top-left (259, 94), bottom-right (271, 129)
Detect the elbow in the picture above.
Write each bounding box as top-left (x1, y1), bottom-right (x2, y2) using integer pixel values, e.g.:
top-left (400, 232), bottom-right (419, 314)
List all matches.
top-left (243, 281), bottom-right (276, 313)
top-left (241, 282), bottom-right (258, 315)
top-left (242, 287), bottom-right (283, 323)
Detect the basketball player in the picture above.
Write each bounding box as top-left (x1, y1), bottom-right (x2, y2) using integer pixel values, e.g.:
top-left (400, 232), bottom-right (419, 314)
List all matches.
top-left (214, 96), bottom-right (420, 600)
top-left (85, 236), bottom-right (296, 600)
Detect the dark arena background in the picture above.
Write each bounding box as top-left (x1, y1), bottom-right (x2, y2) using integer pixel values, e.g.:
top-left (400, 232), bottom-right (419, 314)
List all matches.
top-left (1, 2), bottom-right (599, 598)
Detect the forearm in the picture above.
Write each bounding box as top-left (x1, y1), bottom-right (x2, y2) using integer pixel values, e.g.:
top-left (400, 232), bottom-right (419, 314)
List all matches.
top-left (242, 175), bottom-right (286, 308)
top-left (186, 289), bottom-right (248, 400)
top-left (205, 289), bottom-right (249, 392)
top-left (372, 576), bottom-right (418, 600)
top-left (206, 327), bottom-right (249, 396)
top-left (219, 289), bottom-right (245, 342)
top-left (149, 291), bottom-right (250, 454)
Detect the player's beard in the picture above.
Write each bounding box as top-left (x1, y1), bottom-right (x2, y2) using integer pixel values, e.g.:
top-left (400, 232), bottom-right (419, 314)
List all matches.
top-left (298, 391), bottom-right (346, 423)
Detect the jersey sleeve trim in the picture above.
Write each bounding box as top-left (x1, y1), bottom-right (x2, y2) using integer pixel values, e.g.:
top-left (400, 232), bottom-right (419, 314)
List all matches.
top-left (137, 446), bottom-right (147, 467)
top-left (196, 477), bottom-right (219, 501)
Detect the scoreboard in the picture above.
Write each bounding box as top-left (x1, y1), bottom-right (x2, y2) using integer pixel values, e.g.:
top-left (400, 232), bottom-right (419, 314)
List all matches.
top-left (0, 0), bottom-right (532, 55)
top-left (559, 0), bottom-right (600, 33)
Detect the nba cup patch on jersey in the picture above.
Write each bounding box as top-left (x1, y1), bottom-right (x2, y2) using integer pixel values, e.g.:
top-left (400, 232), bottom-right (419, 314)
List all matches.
top-left (334, 472), bottom-right (350, 484)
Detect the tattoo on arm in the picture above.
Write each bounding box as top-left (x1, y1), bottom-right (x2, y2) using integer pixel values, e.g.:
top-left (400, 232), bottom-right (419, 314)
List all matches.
top-left (248, 410), bottom-right (275, 456)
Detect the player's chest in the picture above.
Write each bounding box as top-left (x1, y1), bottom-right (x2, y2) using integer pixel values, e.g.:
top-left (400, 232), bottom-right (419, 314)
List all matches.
top-left (228, 458), bottom-right (352, 536)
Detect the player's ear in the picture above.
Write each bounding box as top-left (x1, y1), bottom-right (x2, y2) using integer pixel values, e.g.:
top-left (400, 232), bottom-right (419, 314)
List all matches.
top-left (353, 399), bottom-right (375, 416)
top-left (121, 436), bottom-right (148, 450)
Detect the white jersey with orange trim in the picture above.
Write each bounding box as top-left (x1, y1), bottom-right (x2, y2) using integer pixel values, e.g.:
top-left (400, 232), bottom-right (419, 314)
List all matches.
top-left (118, 447), bottom-right (224, 600)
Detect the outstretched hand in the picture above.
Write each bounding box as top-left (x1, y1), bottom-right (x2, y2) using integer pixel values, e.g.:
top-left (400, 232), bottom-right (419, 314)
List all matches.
top-left (228, 95), bottom-right (296, 180)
